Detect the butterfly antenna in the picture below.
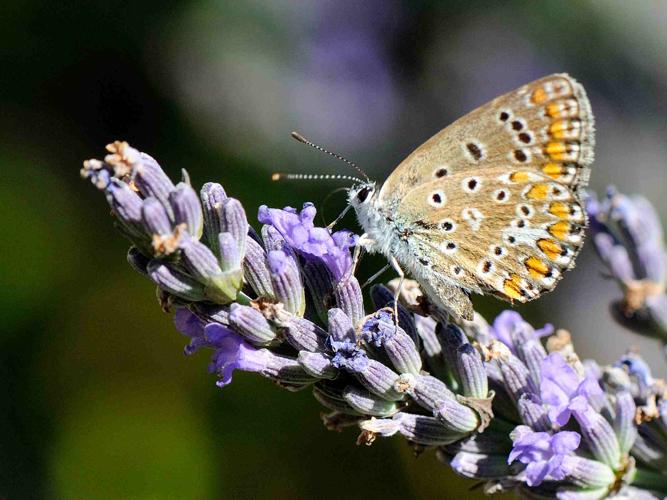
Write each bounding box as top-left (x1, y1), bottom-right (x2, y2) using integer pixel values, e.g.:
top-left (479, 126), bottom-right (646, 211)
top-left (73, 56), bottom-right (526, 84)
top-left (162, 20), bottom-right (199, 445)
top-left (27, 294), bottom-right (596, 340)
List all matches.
top-left (291, 131), bottom-right (370, 182)
top-left (271, 172), bottom-right (365, 183)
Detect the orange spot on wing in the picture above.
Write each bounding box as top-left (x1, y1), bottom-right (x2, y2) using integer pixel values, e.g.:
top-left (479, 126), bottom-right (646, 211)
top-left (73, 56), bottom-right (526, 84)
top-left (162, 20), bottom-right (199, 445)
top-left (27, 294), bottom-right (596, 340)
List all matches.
top-left (548, 221), bottom-right (570, 240)
top-left (525, 256), bottom-right (549, 278)
top-left (531, 87), bottom-right (548, 104)
top-left (538, 239), bottom-right (562, 260)
top-left (544, 142), bottom-right (579, 162)
top-left (549, 201), bottom-right (570, 218)
top-left (549, 119), bottom-right (581, 140)
top-left (546, 99), bottom-right (579, 119)
top-left (542, 163), bottom-right (564, 179)
top-left (503, 274), bottom-right (524, 300)
top-left (526, 184), bottom-right (549, 200)
top-left (510, 171), bottom-right (530, 182)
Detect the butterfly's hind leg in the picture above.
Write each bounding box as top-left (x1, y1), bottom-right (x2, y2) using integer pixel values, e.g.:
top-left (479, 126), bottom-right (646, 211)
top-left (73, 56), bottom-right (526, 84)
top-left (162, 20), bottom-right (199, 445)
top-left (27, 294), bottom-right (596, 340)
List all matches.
top-left (389, 256), bottom-right (405, 331)
top-left (361, 263), bottom-right (390, 289)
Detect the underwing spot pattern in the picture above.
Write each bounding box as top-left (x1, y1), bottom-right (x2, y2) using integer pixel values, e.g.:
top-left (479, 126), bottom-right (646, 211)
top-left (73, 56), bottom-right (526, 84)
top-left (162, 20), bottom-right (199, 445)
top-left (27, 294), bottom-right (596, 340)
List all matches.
top-left (462, 176), bottom-right (482, 193)
top-left (463, 141), bottom-right (485, 162)
top-left (462, 207), bottom-right (484, 232)
top-left (428, 190), bottom-right (446, 208)
top-left (440, 241), bottom-right (458, 255)
top-left (433, 166), bottom-right (449, 178)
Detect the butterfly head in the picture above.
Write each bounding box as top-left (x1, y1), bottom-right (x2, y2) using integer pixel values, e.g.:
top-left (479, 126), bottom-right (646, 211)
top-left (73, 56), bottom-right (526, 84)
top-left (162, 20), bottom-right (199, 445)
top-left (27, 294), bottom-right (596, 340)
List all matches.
top-left (348, 181), bottom-right (377, 209)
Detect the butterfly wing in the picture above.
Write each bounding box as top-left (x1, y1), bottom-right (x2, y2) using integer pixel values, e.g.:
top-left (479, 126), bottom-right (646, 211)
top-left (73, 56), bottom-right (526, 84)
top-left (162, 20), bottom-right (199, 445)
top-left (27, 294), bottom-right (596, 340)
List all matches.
top-left (379, 74), bottom-right (593, 311)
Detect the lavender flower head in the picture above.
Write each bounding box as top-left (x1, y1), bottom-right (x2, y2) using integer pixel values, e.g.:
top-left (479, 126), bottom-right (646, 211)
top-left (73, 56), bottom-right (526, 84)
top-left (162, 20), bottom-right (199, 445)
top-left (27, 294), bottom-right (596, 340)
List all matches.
top-left (588, 188), bottom-right (667, 346)
top-left (82, 142), bottom-right (667, 499)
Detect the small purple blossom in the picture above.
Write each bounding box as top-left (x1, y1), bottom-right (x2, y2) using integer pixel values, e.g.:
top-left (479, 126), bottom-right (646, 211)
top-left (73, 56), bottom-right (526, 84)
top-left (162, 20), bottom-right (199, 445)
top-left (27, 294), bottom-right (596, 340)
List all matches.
top-left (540, 353), bottom-right (603, 426)
top-left (328, 337), bottom-right (369, 372)
top-left (508, 426), bottom-right (581, 487)
top-left (361, 309), bottom-right (395, 347)
top-left (489, 310), bottom-right (553, 353)
top-left (207, 323), bottom-right (270, 387)
top-left (258, 202), bottom-right (357, 280)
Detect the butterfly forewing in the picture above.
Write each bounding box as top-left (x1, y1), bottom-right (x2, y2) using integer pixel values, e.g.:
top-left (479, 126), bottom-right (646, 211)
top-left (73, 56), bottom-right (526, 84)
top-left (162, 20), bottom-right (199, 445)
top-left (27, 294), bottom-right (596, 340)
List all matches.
top-left (380, 74), bottom-right (593, 306)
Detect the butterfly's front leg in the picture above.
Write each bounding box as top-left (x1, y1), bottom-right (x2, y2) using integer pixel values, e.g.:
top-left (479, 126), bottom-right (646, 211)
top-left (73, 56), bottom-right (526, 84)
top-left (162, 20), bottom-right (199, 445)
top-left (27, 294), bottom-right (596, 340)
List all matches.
top-left (340, 233), bottom-right (376, 286)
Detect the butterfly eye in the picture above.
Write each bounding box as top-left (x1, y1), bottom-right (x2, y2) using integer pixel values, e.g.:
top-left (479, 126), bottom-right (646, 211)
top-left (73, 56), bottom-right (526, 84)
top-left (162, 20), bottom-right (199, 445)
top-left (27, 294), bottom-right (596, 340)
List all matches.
top-left (356, 186), bottom-right (372, 203)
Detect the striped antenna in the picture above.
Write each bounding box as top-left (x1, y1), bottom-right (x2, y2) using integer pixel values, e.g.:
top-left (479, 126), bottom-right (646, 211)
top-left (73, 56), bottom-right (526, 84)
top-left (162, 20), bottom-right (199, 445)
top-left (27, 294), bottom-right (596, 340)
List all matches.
top-left (271, 172), bottom-right (365, 184)
top-left (290, 131), bottom-right (370, 182)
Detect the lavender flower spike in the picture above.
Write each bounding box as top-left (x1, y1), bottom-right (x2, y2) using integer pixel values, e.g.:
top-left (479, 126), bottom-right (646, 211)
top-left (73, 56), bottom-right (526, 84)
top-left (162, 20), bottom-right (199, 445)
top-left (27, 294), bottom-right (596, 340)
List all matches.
top-left (83, 143), bottom-right (667, 499)
top-left (588, 188), bottom-right (667, 345)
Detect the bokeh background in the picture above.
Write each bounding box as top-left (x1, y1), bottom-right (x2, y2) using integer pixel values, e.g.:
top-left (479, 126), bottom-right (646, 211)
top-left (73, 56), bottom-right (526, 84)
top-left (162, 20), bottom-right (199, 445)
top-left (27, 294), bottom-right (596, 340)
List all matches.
top-left (2, 1), bottom-right (667, 498)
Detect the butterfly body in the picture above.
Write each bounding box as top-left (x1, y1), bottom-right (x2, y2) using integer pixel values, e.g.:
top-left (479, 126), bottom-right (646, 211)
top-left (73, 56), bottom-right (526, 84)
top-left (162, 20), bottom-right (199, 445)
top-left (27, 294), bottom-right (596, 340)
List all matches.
top-left (350, 74), bottom-right (595, 321)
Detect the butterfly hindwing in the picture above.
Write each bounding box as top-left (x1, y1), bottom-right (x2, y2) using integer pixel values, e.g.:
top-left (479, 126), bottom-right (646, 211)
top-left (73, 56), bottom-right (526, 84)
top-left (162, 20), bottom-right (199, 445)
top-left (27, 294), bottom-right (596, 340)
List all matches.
top-left (379, 74), bottom-right (593, 306)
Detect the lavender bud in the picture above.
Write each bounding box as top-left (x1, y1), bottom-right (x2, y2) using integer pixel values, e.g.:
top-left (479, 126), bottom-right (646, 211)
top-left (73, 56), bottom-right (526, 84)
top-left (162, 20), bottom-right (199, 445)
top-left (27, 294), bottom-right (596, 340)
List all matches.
top-left (313, 382), bottom-right (358, 414)
top-left (370, 284), bottom-right (419, 345)
top-left (169, 182), bottom-right (203, 238)
top-left (328, 308), bottom-right (355, 342)
top-left (267, 250), bottom-right (305, 316)
top-left (147, 260), bottom-right (205, 301)
top-left (362, 311), bottom-right (422, 375)
top-left (409, 374), bottom-right (457, 413)
top-left (134, 153), bottom-right (175, 210)
top-left (573, 406), bottom-right (622, 469)
top-left (631, 433), bottom-right (667, 470)
top-left (200, 182), bottom-right (227, 252)
top-left (243, 237), bottom-right (274, 298)
top-left (333, 276), bottom-right (364, 327)
top-left (447, 451), bottom-right (516, 479)
top-left (493, 344), bottom-right (538, 402)
top-left (435, 397), bottom-right (480, 434)
top-left (455, 344), bottom-right (488, 399)
top-left (280, 316), bottom-right (327, 352)
top-left (218, 232), bottom-right (241, 271)
top-left (190, 303), bottom-right (230, 326)
top-left (127, 247), bottom-right (149, 275)
top-left (141, 197), bottom-right (172, 236)
top-left (354, 359), bottom-right (403, 401)
top-left (297, 351), bottom-right (337, 379)
top-left (613, 390), bottom-right (637, 454)
top-left (515, 338), bottom-right (547, 387)
top-left (415, 315), bottom-right (448, 379)
top-left (220, 198), bottom-right (248, 259)
top-left (179, 236), bottom-right (223, 280)
top-left (390, 413), bottom-right (466, 446)
top-left (106, 179), bottom-right (144, 234)
top-left (562, 456), bottom-right (616, 489)
top-left (262, 353), bottom-right (317, 389)
top-left (384, 330), bottom-right (422, 375)
top-left (261, 225), bottom-right (285, 252)
top-left (302, 259), bottom-right (334, 324)
top-left (229, 303), bottom-right (278, 346)
top-left (444, 427), bottom-right (512, 455)
top-left (343, 386), bottom-right (402, 417)
top-left (437, 323), bottom-right (469, 385)
top-left (516, 393), bottom-right (551, 431)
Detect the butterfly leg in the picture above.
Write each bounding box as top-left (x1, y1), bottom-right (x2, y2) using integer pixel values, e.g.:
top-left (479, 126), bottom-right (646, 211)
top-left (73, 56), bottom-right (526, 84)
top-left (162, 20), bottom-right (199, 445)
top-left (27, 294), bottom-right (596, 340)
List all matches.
top-left (339, 233), bottom-right (375, 286)
top-left (361, 263), bottom-right (390, 289)
top-left (389, 256), bottom-right (405, 331)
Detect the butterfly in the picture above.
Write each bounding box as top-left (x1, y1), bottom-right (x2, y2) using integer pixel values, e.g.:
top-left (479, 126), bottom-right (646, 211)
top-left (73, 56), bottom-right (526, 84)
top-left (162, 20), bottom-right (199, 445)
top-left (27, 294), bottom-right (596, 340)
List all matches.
top-left (348, 74), bottom-right (594, 321)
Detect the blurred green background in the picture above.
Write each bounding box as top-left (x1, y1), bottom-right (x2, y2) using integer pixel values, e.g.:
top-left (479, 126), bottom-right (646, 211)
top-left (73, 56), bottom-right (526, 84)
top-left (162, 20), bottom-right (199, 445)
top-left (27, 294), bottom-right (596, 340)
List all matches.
top-left (2, 1), bottom-right (667, 498)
